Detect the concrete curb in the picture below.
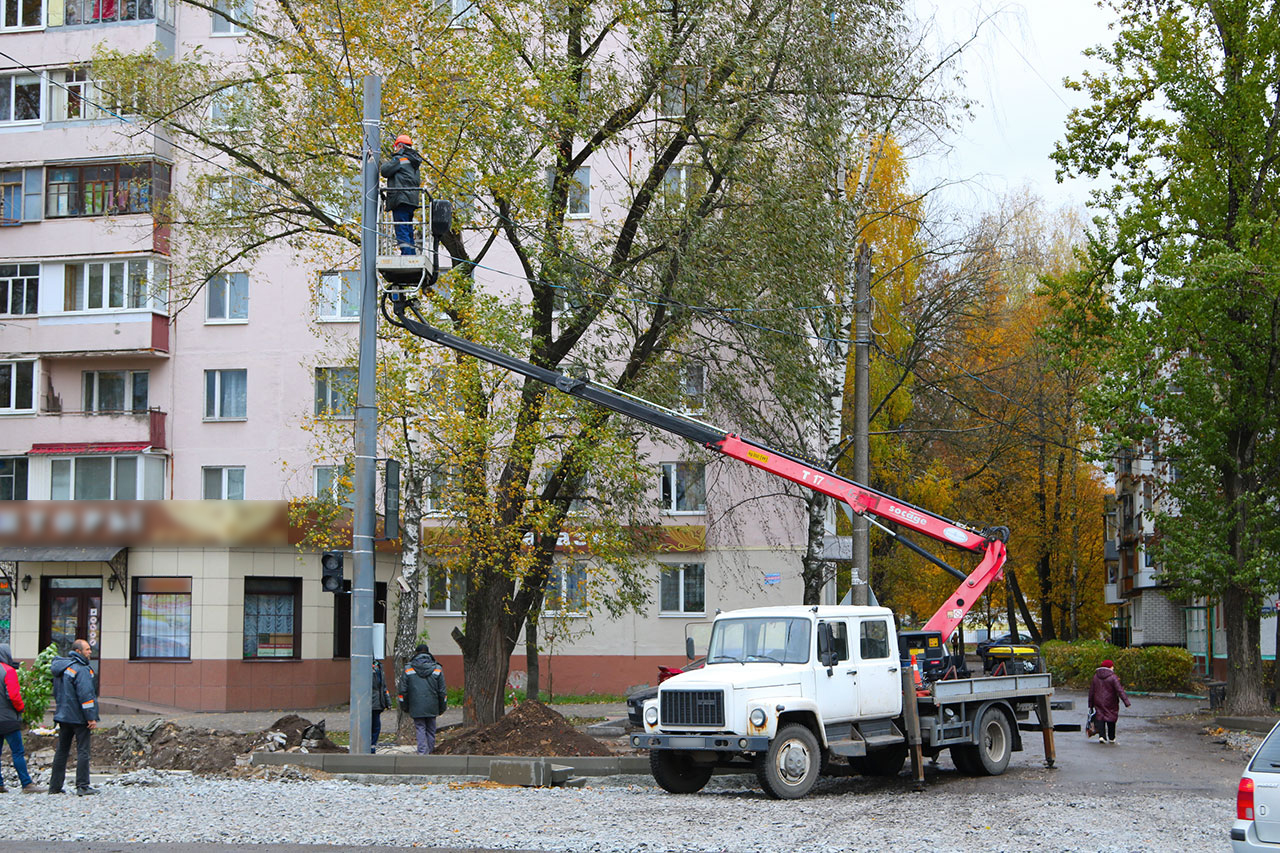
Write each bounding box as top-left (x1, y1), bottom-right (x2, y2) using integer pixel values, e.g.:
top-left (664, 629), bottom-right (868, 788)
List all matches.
top-left (1215, 716), bottom-right (1280, 734)
top-left (249, 752), bottom-right (650, 777)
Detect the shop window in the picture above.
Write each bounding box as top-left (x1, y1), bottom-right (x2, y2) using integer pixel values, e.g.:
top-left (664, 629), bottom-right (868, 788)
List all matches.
top-left (131, 577), bottom-right (191, 659)
top-left (242, 577), bottom-right (300, 659)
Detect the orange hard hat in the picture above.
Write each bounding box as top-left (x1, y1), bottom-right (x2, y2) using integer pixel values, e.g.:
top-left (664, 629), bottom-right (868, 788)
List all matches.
top-left (395, 134), bottom-right (413, 147)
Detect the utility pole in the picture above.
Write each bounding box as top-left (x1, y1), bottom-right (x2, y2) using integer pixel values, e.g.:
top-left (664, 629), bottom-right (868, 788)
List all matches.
top-left (851, 241), bottom-right (871, 606)
top-left (349, 73), bottom-right (380, 755)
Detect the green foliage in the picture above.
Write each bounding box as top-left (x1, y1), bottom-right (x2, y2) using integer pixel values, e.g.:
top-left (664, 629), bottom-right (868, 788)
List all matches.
top-left (1042, 640), bottom-right (1193, 692)
top-left (16, 644), bottom-right (58, 727)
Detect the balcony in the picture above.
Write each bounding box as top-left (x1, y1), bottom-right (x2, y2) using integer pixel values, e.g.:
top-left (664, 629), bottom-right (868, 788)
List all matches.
top-left (4, 312), bottom-right (169, 358)
top-left (27, 409), bottom-right (166, 450)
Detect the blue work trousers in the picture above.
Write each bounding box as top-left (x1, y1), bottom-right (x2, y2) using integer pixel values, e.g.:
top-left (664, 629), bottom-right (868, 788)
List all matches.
top-left (392, 205), bottom-right (417, 255)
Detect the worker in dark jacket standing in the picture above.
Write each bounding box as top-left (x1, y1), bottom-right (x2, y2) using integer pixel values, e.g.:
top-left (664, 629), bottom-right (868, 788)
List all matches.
top-left (397, 643), bottom-right (447, 754)
top-left (1088, 658), bottom-right (1131, 745)
top-left (49, 639), bottom-right (99, 795)
top-left (370, 659), bottom-right (391, 753)
top-left (0, 644), bottom-right (45, 793)
top-left (379, 134), bottom-right (422, 255)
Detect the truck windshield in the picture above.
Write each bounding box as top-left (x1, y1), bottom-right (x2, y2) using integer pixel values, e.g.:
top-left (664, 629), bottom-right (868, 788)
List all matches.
top-left (708, 617), bottom-right (810, 664)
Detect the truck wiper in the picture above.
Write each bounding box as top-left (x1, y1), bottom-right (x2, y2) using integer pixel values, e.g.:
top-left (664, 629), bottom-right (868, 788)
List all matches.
top-left (710, 655), bottom-right (744, 664)
top-left (747, 654), bottom-right (783, 664)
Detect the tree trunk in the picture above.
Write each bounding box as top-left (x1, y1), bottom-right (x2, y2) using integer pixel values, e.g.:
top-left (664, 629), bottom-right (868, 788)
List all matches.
top-left (525, 613), bottom-right (540, 702)
top-left (800, 492), bottom-right (830, 605)
top-left (391, 462), bottom-right (425, 742)
top-left (1005, 568), bottom-right (1041, 644)
top-left (1223, 581), bottom-right (1268, 715)
top-left (1005, 584), bottom-right (1019, 642)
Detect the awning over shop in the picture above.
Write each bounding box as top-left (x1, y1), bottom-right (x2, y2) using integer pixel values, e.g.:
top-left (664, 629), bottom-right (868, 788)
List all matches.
top-left (28, 443), bottom-right (151, 456)
top-left (0, 546), bottom-right (125, 562)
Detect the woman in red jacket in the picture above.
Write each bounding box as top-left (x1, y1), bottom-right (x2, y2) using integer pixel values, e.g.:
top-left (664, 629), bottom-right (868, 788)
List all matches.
top-left (0, 644), bottom-right (45, 792)
top-left (1088, 659), bottom-right (1132, 745)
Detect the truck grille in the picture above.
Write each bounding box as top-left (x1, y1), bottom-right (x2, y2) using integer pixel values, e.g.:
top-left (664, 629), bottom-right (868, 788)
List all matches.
top-left (661, 689), bottom-right (725, 727)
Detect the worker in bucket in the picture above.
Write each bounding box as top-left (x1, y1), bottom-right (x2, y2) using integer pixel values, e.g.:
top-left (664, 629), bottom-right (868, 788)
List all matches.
top-left (380, 134), bottom-right (423, 255)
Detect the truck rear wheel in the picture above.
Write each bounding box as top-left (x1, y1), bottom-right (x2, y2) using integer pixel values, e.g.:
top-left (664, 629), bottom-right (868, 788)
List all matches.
top-left (954, 707), bottom-right (1012, 776)
top-left (756, 723), bottom-right (820, 799)
top-left (650, 750), bottom-right (713, 794)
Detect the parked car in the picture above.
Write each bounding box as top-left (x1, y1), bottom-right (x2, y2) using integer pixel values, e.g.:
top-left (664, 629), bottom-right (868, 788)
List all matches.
top-left (1233, 720), bottom-right (1280, 851)
top-left (625, 657), bottom-right (705, 727)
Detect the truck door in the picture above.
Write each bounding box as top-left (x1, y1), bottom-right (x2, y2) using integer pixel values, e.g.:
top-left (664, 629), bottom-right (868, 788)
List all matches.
top-left (855, 617), bottom-right (900, 718)
top-left (813, 619), bottom-right (858, 723)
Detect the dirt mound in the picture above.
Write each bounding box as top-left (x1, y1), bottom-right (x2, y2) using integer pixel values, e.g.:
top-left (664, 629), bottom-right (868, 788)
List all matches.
top-left (260, 714), bottom-right (343, 752)
top-left (436, 700), bottom-right (614, 757)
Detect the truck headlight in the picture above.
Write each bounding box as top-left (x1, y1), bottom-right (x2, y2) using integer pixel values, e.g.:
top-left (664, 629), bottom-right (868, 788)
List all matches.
top-left (750, 708), bottom-right (767, 727)
top-left (645, 706), bottom-right (659, 725)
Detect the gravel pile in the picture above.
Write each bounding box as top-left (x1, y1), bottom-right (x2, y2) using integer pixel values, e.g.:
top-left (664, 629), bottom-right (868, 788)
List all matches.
top-left (0, 773), bottom-right (1230, 852)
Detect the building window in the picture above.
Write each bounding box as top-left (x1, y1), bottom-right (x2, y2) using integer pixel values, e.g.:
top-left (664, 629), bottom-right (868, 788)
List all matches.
top-left (0, 74), bottom-right (41, 123)
top-left (315, 465), bottom-right (354, 507)
top-left (318, 270), bottom-right (360, 320)
top-left (0, 457), bottom-right (28, 500)
top-left (424, 466), bottom-right (452, 515)
top-left (202, 466), bottom-right (245, 499)
top-left (440, 0), bottom-right (475, 25)
top-left (544, 561), bottom-right (587, 616)
top-left (83, 369), bottom-right (148, 413)
top-left (211, 0), bottom-right (249, 34)
top-left (0, 264), bottom-right (37, 315)
top-left (45, 161), bottom-right (170, 218)
top-left (546, 166), bottom-right (590, 217)
top-left (659, 165), bottom-right (692, 210)
top-left (659, 67), bottom-right (703, 119)
top-left (50, 454), bottom-right (165, 499)
top-left (131, 577), bottom-right (192, 660)
top-left (659, 562), bottom-right (704, 614)
top-left (206, 272), bottom-right (248, 321)
top-left (1, 0), bottom-right (42, 28)
top-left (52, 0), bottom-right (167, 25)
top-left (1, 169), bottom-right (41, 226)
top-left (678, 363), bottom-right (705, 413)
top-left (242, 577), bottom-right (300, 659)
top-left (0, 361), bottom-right (34, 413)
top-left (659, 461), bottom-right (705, 513)
top-left (204, 369), bottom-right (247, 419)
top-left (49, 67), bottom-right (109, 121)
top-left (314, 366), bottom-right (355, 418)
top-left (63, 259), bottom-right (154, 312)
top-left (426, 563), bottom-right (466, 613)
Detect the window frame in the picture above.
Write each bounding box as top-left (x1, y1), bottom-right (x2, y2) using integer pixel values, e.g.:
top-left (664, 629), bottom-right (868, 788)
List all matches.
top-left (425, 562), bottom-right (466, 614)
top-left (49, 453), bottom-right (165, 500)
top-left (82, 369), bottom-right (148, 413)
top-left (659, 460), bottom-right (706, 514)
top-left (317, 270), bottom-right (360, 321)
top-left (203, 368), bottom-right (247, 420)
top-left (1, 0), bottom-right (44, 29)
top-left (677, 362), bottom-right (705, 414)
top-left (210, 0), bottom-right (249, 35)
top-left (546, 166), bottom-right (591, 218)
top-left (202, 465), bottom-right (245, 499)
top-left (0, 457), bottom-right (28, 500)
top-left (0, 170), bottom-right (41, 227)
top-left (130, 576), bottom-right (193, 660)
top-left (658, 66), bottom-right (704, 120)
top-left (62, 259), bottom-right (157, 313)
top-left (659, 562), bottom-right (705, 615)
top-left (242, 576), bottom-right (301, 660)
top-left (543, 560), bottom-right (588, 617)
top-left (0, 360), bottom-right (35, 414)
top-left (0, 263), bottom-right (38, 315)
top-left (44, 160), bottom-right (170, 219)
top-left (314, 366), bottom-right (356, 419)
top-left (205, 271), bottom-right (249, 323)
top-left (0, 72), bottom-right (43, 124)
top-left (49, 0), bottom-right (169, 26)
top-left (314, 464), bottom-right (354, 508)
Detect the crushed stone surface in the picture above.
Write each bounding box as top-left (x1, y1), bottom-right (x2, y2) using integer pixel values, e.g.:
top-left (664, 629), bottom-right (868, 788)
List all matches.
top-left (0, 773), bottom-right (1230, 852)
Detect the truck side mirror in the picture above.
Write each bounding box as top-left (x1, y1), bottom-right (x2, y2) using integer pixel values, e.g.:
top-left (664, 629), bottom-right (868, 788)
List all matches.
top-left (816, 622), bottom-right (835, 670)
top-left (685, 636), bottom-right (695, 661)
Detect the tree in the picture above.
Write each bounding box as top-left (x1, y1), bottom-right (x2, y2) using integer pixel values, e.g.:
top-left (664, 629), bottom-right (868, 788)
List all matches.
top-left (96, 0), bottom-right (935, 724)
top-left (1053, 1), bottom-right (1280, 713)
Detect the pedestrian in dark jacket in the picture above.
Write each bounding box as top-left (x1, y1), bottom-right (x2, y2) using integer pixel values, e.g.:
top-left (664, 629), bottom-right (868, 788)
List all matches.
top-left (380, 134), bottom-right (422, 255)
top-left (397, 643), bottom-right (447, 754)
top-left (371, 659), bottom-right (391, 753)
top-left (49, 639), bottom-right (99, 795)
top-left (1088, 659), bottom-right (1131, 745)
top-left (0, 644), bottom-right (45, 793)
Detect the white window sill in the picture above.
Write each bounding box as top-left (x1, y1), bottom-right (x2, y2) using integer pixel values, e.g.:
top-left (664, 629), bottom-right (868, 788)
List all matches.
top-left (662, 510), bottom-right (706, 516)
top-left (205, 318), bottom-right (249, 325)
top-left (542, 611), bottom-right (586, 619)
top-left (0, 410), bottom-right (36, 416)
top-left (565, 213), bottom-right (592, 220)
top-left (424, 610), bottom-right (463, 617)
top-left (659, 611), bottom-right (706, 618)
top-left (317, 316), bottom-right (360, 323)
top-left (203, 416), bottom-right (248, 422)
top-left (209, 30), bottom-right (247, 37)
top-left (0, 24), bottom-right (43, 32)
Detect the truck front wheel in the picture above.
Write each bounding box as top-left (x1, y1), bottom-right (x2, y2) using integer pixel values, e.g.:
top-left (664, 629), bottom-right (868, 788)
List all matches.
top-left (756, 724), bottom-right (820, 799)
top-left (650, 750), bottom-right (713, 794)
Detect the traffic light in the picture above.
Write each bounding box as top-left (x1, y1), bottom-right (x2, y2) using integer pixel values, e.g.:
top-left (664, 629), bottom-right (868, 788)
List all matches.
top-left (320, 551), bottom-right (344, 593)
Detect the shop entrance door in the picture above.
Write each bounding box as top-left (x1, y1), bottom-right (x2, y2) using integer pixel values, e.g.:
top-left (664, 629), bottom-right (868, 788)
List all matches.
top-left (40, 577), bottom-right (103, 657)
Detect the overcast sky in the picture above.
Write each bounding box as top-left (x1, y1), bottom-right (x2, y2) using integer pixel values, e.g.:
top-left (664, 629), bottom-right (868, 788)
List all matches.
top-left (910, 1), bottom-right (1118, 214)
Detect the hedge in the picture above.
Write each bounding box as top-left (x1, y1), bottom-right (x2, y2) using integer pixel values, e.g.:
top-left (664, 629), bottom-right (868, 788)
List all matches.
top-left (1041, 640), bottom-right (1194, 692)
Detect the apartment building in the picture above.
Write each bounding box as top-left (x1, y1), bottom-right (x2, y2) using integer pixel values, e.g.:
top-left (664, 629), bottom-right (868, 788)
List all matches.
top-left (0, 2), bottom-right (813, 709)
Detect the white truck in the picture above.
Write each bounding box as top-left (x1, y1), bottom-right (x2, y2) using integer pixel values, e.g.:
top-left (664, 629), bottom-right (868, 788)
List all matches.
top-left (632, 604), bottom-right (1055, 798)
top-left (381, 278), bottom-right (1060, 799)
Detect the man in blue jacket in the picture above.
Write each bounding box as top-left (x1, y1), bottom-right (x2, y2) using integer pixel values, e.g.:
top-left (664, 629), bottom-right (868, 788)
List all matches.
top-left (397, 643), bottom-right (446, 754)
top-left (49, 639), bottom-right (99, 796)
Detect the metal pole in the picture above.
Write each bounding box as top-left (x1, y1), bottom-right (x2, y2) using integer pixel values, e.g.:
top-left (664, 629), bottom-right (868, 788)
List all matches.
top-left (852, 241), bottom-right (871, 606)
top-left (349, 73), bottom-right (380, 755)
